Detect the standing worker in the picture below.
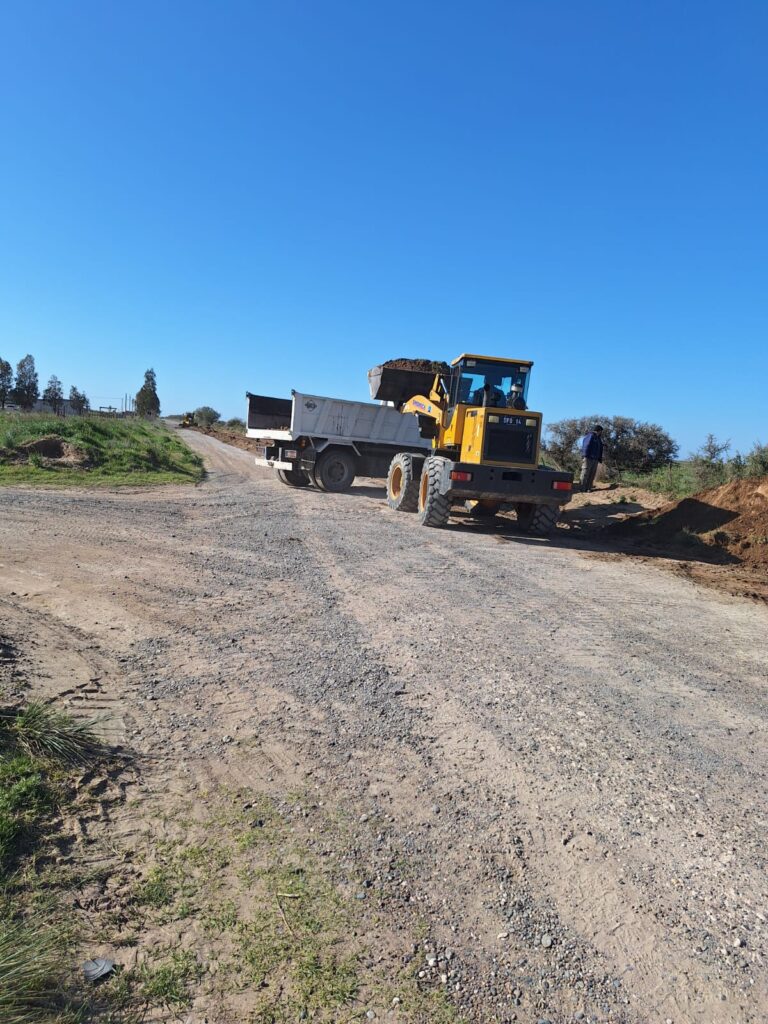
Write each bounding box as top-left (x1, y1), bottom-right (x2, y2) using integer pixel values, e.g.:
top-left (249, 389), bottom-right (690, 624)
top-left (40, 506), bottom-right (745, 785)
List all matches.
top-left (580, 425), bottom-right (604, 491)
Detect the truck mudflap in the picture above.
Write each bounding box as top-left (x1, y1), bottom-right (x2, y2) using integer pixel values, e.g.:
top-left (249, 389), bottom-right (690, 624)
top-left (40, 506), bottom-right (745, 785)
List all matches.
top-left (435, 459), bottom-right (573, 505)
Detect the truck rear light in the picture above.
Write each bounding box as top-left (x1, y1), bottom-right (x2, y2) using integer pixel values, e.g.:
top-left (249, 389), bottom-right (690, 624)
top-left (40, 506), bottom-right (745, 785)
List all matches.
top-left (284, 449), bottom-right (298, 459)
top-left (450, 470), bottom-right (473, 481)
top-left (552, 480), bottom-right (572, 491)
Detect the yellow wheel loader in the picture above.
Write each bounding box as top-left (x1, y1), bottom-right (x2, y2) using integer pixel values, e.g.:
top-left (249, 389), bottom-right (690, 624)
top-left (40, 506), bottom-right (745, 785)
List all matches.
top-left (368, 355), bottom-right (573, 534)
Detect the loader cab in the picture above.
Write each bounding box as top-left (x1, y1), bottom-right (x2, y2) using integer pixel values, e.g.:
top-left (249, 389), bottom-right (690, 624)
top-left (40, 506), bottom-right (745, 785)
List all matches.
top-left (448, 356), bottom-right (532, 411)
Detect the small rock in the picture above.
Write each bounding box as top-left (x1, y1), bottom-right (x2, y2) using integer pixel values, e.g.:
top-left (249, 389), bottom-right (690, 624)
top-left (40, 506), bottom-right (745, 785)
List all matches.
top-left (222, 735), bottom-right (233, 743)
top-left (497, 932), bottom-right (509, 939)
top-left (541, 933), bottom-right (553, 948)
top-left (366, 1012), bottom-right (376, 1020)
top-left (733, 937), bottom-right (745, 948)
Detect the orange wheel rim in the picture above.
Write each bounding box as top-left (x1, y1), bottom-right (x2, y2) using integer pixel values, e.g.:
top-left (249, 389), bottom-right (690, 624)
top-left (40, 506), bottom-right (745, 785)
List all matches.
top-left (390, 465), bottom-right (402, 499)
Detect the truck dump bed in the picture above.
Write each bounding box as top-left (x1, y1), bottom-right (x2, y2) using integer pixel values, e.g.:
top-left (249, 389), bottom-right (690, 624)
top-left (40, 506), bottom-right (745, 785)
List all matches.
top-left (246, 391), bottom-right (427, 448)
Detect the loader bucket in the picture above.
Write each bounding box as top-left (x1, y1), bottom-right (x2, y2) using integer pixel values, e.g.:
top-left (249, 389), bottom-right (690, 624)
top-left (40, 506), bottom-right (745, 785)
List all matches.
top-left (368, 364), bottom-right (438, 405)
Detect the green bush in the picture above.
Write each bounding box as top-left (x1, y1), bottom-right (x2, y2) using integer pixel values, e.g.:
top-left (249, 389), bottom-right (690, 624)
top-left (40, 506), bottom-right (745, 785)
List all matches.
top-left (545, 415), bottom-right (678, 474)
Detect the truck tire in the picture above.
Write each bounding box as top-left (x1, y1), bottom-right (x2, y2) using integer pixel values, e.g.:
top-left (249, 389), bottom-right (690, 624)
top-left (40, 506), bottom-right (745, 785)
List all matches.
top-left (314, 449), bottom-right (356, 492)
top-left (465, 500), bottom-right (501, 518)
top-left (387, 453), bottom-right (420, 512)
top-left (516, 502), bottom-right (559, 536)
top-left (418, 457), bottom-right (451, 528)
top-left (276, 467), bottom-right (310, 487)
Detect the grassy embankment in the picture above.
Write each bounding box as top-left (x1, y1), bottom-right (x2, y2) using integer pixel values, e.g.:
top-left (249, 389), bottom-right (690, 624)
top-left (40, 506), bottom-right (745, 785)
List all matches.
top-left (0, 413), bottom-right (203, 486)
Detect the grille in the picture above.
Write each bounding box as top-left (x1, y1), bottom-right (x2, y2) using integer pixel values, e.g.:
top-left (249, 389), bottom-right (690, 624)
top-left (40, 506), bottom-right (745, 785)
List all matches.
top-left (483, 425), bottom-right (536, 463)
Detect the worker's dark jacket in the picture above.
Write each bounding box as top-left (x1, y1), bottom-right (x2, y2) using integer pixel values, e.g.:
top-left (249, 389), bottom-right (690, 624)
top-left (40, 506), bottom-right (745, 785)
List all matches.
top-left (581, 432), bottom-right (604, 462)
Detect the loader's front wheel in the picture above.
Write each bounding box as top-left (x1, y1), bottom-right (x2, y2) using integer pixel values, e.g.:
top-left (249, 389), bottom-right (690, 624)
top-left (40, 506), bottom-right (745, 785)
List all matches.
top-left (387, 453), bottom-right (421, 512)
top-left (516, 502), bottom-right (560, 536)
top-left (276, 467), bottom-right (310, 487)
top-left (418, 457), bottom-right (451, 528)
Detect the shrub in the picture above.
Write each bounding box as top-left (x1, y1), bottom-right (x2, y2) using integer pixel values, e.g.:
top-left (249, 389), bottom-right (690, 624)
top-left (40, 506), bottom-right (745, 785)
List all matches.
top-left (545, 415), bottom-right (678, 474)
top-left (223, 417), bottom-right (246, 433)
top-left (744, 441), bottom-right (768, 478)
top-left (194, 406), bottom-right (221, 428)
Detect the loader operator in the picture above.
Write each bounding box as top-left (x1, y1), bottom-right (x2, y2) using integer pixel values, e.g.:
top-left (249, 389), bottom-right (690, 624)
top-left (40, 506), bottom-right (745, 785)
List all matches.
top-left (471, 373), bottom-right (506, 408)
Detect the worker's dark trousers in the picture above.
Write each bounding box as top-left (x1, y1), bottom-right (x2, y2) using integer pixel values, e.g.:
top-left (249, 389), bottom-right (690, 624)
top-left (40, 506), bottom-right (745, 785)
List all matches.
top-left (580, 458), bottom-right (599, 491)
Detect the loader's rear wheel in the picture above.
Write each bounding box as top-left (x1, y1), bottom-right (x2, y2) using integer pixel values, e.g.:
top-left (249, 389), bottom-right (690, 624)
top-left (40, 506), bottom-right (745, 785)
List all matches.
top-left (387, 453), bottom-right (420, 512)
top-left (276, 467), bottom-right (310, 487)
top-left (314, 449), bottom-right (356, 492)
top-left (465, 500), bottom-right (501, 518)
top-left (418, 457), bottom-right (451, 528)
top-left (516, 502), bottom-right (560, 536)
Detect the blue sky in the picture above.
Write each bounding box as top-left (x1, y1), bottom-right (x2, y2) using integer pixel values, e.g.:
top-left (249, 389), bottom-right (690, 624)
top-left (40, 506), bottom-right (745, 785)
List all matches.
top-left (1, 1), bottom-right (766, 453)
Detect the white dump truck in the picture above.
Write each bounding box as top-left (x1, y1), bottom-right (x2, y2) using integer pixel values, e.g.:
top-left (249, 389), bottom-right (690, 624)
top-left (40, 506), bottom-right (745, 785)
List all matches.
top-left (246, 390), bottom-right (430, 491)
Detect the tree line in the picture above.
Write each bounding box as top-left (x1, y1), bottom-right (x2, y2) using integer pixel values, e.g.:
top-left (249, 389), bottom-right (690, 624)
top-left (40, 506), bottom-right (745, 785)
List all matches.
top-left (0, 353), bottom-right (162, 418)
top-left (0, 354), bottom-right (90, 414)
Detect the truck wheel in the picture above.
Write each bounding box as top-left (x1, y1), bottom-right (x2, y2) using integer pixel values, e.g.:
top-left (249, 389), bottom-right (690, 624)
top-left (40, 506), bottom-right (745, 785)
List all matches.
top-left (517, 502), bottom-right (559, 536)
top-left (387, 453), bottom-right (420, 512)
top-left (276, 468), bottom-right (310, 487)
top-left (418, 457), bottom-right (451, 528)
top-left (465, 500), bottom-right (501, 518)
top-left (314, 449), bottom-right (356, 492)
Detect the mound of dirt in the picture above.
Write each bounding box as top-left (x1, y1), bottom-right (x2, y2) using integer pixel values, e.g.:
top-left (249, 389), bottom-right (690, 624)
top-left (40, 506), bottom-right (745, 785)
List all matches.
top-left (382, 357), bottom-right (451, 374)
top-left (20, 435), bottom-right (66, 458)
top-left (11, 435), bottom-right (91, 467)
top-left (193, 426), bottom-right (261, 453)
top-left (611, 477), bottom-right (768, 568)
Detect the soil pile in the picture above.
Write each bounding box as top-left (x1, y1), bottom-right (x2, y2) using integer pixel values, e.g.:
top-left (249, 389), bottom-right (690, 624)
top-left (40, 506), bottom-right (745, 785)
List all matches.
top-left (611, 477), bottom-right (768, 568)
top-left (193, 425), bottom-right (260, 453)
top-left (0, 435), bottom-right (91, 467)
top-left (381, 357), bottom-right (451, 374)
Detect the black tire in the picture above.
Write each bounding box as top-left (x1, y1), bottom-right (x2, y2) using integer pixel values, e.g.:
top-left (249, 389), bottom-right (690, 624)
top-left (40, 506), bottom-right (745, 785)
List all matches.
top-left (387, 453), bottom-right (420, 512)
top-left (517, 502), bottom-right (559, 536)
top-left (276, 467), bottom-right (310, 487)
top-left (465, 500), bottom-right (501, 518)
top-left (418, 457), bottom-right (451, 528)
top-left (314, 448), bottom-right (356, 492)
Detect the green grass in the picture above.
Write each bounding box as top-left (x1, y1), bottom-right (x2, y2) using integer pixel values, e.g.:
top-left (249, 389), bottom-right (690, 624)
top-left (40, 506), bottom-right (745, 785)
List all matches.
top-left (0, 919), bottom-right (74, 1024)
top-left (620, 461), bottom-right (723, 499)
top-left (0, 702), bottom-right (105, 1023)
top-left (138, 948), bottom-right (202, 1009)
top-left (0, 412), bottom-right (203, 486)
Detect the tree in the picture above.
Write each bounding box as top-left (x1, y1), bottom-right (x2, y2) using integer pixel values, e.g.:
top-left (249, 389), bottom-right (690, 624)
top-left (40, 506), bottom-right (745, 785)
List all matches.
top-left (42, 375), bottom-right (65, 414)
top-left (693, 434), bottom-right (730, 464)
top-left (545, 415), bottom-right (679, 474)
top-left (13, 354), bottom-right (39, 410)
top-left (194, 406), bottom-right (221, 428)
top-left (135, 368), bottom-right (160, 417)
top-left (69, 385), bottom-right (90, 415)
top-left (0, 359), bottom-right (12, 408)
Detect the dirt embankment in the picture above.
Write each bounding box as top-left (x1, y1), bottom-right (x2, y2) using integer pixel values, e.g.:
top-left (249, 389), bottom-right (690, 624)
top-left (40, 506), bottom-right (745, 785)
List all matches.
top-left (610, 477), bottom-right (768, 567)
top-left (188, 424), bottom-right (261, 453)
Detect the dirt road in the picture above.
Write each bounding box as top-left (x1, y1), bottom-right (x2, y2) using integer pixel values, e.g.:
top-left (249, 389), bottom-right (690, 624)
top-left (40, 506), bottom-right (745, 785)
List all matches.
top-left (2, 430), bottom-right (766, 1023)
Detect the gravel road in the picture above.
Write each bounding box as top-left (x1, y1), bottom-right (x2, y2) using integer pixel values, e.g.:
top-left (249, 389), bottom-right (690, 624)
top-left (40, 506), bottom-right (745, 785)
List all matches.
top-left (1, 429), bottom-right (766, 1024)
